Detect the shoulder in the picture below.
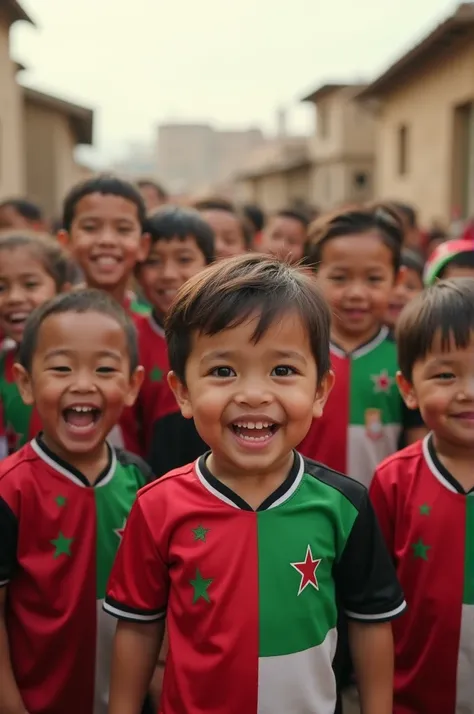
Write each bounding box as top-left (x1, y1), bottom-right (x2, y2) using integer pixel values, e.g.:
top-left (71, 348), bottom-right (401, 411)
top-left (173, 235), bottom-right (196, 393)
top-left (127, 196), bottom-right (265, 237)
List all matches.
top-left (301, 456), bottom-right (368, 510)
top-left (136, 461), bottom-right (196, 504)
top-left (0, 444), bottom-right (39, 507)
top-left (114, 448), bottom-right (154, 483)
top-left (375, 439), bottom-right (424, 480)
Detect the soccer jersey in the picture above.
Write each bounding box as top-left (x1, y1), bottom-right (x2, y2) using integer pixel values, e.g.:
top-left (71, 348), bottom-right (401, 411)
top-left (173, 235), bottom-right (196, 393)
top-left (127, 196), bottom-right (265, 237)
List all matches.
top-left (299, 326), bottom-right (422, 486)
top-left (0, 437), bottom-right (152, 714)
top-left (0, 346), bottom-right (42, 456)
top-left (370, 435), bottom-right (474, 714)
top-left (105, 452), bottom-right (406, 714)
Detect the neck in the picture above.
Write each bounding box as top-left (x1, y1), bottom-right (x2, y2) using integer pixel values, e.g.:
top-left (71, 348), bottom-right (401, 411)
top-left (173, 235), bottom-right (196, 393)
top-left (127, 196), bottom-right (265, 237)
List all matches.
top-left (41, 433), bottom-right (110, 486)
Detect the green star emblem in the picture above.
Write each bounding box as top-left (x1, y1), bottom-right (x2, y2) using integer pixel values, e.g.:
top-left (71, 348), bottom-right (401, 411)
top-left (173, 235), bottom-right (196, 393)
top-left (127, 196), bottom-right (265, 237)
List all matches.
top-left (55, 495), bottom-right (67, 507)
top-left (190, 568), bottom-right (213, 604)
top-left (51, 532), bottom-right (74, 558)
top-left (419, 503), bottom-right (431, 516)
top-left (150, 366), bottom-right (163, 382)
top-left (412, 538), bottom-right (430, 561)
top-left (192, 525), bottom-right (210, 542)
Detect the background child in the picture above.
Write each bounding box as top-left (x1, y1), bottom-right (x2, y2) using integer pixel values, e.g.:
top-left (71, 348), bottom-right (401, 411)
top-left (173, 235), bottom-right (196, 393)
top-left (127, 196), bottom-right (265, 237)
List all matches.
top-left (424, 238), bottom-right (474, 285)
top-left (194, 197), bottom-right (252, 259)
top-left (370, 278), bottom-right (474, 714)
top-left (260, 208), bottom-right (310, 264)
top-left (59, 175), bottom-right (150, 319)
top-left (385, 248), bottom-right (424, 329)
top-left (105, 255), bottom-right (405, 714)
top-left (0, 289), bottom-right (153, 714)
top-left (0, 198), bottom-right (47, 233)
top-left (0, 232), bottom-right (70, 456)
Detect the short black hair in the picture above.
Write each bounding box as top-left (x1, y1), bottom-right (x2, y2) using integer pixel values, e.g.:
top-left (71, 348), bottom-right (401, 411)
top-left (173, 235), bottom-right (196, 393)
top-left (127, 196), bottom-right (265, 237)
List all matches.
top-left (18, 288), bottom-right (139, 373)
top-left (242, 204), bottom-right (265, 233)
top-left (143, 206), bottom-right (215, 264)
top-left (166, 253), bottom-right (331, 385)
top-left (401, 248), bottom-right (424, 279)
top-left (0, 232), bottom-right (70, 291)
top-left (438, 250), bottom-right (474, 279)
top-left (275, 208), bottom-right (311, 230)
top-left (306, 204), bottom-right (403, 273)
top-left (391, 201), bottom-right (418, 229)
top-left (0, 198), bottom-right (43, 222)
top-left (397, 278), bottom-right (474, 381)
top-left (194, 197), bottom-right (253, 249)
top-left (62, 175), bottom-right (147, 232)
top-left (137, 179), bottom-right (168, 202)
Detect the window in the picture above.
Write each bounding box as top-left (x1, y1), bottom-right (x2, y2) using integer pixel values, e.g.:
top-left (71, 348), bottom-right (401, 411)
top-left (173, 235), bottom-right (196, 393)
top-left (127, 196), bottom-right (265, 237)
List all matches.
top-left (318, 105), bottom-right (329, 138)
top-left (354, 171), bottom-right (369, 189)
top-left (397, 124), bottom-right (409, 176)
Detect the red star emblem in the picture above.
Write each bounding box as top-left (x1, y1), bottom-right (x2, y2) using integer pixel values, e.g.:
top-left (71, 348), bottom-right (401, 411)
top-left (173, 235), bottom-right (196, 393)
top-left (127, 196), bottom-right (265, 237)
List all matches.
top-left (115, 519), bottom-right (127, 541)
top-left (370, 369), bottom-right (393, 394)
top-left (291, 545), bottom-right (321, 596)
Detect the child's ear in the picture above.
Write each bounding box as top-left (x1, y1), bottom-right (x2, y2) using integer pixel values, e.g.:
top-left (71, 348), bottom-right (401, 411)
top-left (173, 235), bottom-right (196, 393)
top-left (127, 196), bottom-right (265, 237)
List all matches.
top-left (396, 371), bottom-right (418, 410)
top-left (167, 371), bottom-right (193, 419)
top-left (57, 229), bottom-right (70, 248)
top-left (312, 369), bottom-right (335, 419)
top-left (137, 233), bottom-right (151, 263)
top-left (12, 364), bottom-right (34, 406)
top-left (123, 366), bottom-right (145, 407)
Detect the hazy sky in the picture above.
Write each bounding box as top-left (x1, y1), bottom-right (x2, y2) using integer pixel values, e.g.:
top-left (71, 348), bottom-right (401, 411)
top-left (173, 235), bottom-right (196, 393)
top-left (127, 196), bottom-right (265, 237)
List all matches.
top-left (12, 0), bottom-right (457, 164)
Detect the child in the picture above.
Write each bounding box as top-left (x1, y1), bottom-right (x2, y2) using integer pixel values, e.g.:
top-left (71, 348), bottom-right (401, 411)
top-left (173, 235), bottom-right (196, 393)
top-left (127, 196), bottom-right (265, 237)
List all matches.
top-left (0, 198), bottom-right (46, 233)
top-left (194, 197), bottom-right (251, 260)
top-left (59, 175), bottom-right (150, 318)
top-left (105, 254), bottom-right (405, 714)
top-left (261, 208), bottom-right (309, 264)
top-left (133, 206), bottom-right (214, 467)
top-left (385, 248), bottom-right (424, 329)
top-left (424, 238), bottom-right (474, 285)
top-left (0, 289), bottom-right (154, 714)
top-left (300, 206), bottom-right (426, 486)
top-left (0, 232), bottom-right (71, 455)
top-left (370, 278), bottom-right (474, 714)
top-left (137, 179), bottom-right (168, 213)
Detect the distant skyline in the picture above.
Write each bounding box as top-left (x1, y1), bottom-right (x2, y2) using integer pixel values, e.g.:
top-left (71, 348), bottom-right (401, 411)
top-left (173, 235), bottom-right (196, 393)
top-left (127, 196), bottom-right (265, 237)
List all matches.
top-left (12, 0), bottom-right (457, 166)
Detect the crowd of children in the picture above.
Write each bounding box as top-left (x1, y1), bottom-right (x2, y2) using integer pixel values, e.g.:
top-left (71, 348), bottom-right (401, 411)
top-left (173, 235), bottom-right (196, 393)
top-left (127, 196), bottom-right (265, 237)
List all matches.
top-left (0, 175), bottom-right (473, 714)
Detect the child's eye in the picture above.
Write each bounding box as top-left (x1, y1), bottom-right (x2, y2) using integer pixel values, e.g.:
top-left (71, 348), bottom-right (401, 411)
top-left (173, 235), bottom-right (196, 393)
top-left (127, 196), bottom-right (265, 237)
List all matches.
top-left (368, 276), bottom-right (384, 283)
top-left (210, 366), bottom-right (235, 378)
top-left (97, 366), bottom-right (117, 374)
top-left (49, 366), bottom-right (71, 373)
top-left (25, 281), bottom-right (40, 289)
top-left (329, 275), bottom-right (345, 283)
top-left (432, 372), bottom-right (455, 380)
top-left (271, 365), bottom-right (296, 377)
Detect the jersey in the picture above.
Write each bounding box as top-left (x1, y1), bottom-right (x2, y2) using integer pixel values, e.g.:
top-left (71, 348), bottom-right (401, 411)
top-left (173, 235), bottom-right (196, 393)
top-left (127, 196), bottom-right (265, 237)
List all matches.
top-left (369, 435), bottom-right (474, 714)
top-left (0, 346), bottom-right (42, 456)
top-left (104, 452), bottom-right (406, 714)
top-left (299, 326), bottom-right (423, 487)
top-left (0, 437), bottom-right (152, 714)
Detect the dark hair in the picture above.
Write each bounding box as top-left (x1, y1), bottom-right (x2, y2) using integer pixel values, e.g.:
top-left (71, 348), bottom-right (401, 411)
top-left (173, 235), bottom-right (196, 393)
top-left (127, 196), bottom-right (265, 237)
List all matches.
top-left (306, 205), bottom-right (403, 272)
top-left (276, 208), bottom-right (311, 230)
top-left (426, 228), bottom-right (447, 246)
top-left (0, 232), bottom-right (70, 291)
top-left (438, 250), bottom-right (474, 279)
top-left (391, 201), bottom-right (418, 229)
top-left (194, 197), bottom-right (253, 249)
top-left (0, 198), bottom-right (43, 222)
top-left (397, 278), bottom-right (474, 381)
top-left (242, 204), bottom-right (265, 233)
top-left (18, 288), bottom-right (139, 373)
top-left (166, 253), bottom-right (331, 385)
top-left (137, 179), bottom-right (168, 202)
top-left (62, 175), bottom-right (147, 232)
top-left (401, 248), bottom-right (424, 278)
top-left (143, 206), bottom-right (215, 265)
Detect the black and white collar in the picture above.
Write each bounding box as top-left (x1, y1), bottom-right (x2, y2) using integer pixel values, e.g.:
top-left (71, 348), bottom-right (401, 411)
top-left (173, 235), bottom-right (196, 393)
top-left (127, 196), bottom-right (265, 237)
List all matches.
top-left (31, 434), bottom-right (116, 488)
top-left (331, 325), bottom-right (389, 359)
top-left (423, 433), bottom-right (474, 495)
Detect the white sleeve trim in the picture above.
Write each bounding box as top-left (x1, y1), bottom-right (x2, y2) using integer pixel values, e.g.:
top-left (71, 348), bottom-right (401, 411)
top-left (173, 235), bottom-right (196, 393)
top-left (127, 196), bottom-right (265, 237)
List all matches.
top-left (345, 599), bottom-right (406, 621)
top-left (103, 600), bottom-right (166, 622)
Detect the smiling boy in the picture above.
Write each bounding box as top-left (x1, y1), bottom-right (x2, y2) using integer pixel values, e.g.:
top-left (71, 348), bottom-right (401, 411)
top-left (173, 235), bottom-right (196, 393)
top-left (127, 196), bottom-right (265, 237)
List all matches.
top-left (105, 255), bottom-right (405, 714)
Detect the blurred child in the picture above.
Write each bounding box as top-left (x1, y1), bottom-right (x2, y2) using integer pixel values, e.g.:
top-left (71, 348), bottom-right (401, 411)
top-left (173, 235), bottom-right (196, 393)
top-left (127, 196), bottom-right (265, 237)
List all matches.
top-left (385, 248), bottom-right (424, 329)
top-left (424, 239), bottom-right (474, 285)
top-left (59, 175), bottom-right (150, 318)
top-left (370, 279), bottom-right (474, 714)
top-left (0, 198), bottom-right (46, 233)
top-left (194, 197), bottom-right (251, 259)
top-left (0, 289), bottom-right (152, 714)
top-left (105, 255), bottom-right (405, 714)
top-left (0, 232), bottom-right (70, 455)
top-left (137, 179), bottom-right (168, 213)
top-left (133, 206), bottom-right (214, 469)
top-left (242, 203), bottom-right (265, 246)
top-left (260, 208), bottom-right (309, 264)
top-left (300, 206), bottom-right (425, 486)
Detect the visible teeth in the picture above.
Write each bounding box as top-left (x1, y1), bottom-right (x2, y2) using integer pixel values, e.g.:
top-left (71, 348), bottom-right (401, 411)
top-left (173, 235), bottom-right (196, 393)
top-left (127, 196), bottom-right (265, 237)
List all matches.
top-left (96, 256), bottom-right (119, 265)
top-left (9, 312), bottom-right (28, 322)
top-left (239, 433), bottom-right (272, 441)
top-left (70, 406), bottom-right (94, 413)
top-left (233, 421), bottom-right (272, 430)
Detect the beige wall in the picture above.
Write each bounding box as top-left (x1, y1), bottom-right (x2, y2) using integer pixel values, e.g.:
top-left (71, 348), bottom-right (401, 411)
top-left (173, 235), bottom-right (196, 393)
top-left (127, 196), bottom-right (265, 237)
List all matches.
top-left (374, 35), bottom-right (474, 225)
top-left (311, 158), bottom-right (374, 211)
top-left (235, 165), bottom-right (311, 214)
top-left (0, 11), bottom-right (25, 198)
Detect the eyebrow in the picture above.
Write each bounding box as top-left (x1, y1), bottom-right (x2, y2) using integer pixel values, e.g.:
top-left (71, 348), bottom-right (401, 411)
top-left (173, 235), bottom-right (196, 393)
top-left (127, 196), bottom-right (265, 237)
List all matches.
top-left (44, 348), bottom-right (122, 362)
top-left (200, 349), bottom-right (307, 364)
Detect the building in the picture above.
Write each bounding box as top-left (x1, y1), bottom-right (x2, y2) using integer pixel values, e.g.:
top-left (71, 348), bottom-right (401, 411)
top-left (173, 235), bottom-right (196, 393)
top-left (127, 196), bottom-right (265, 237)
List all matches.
top-left (156, 123), bottom-right (265, 195)
top-left (358, 3), bottom-right (474, 225)
top-left (302, 83), bottom-right (376, 211)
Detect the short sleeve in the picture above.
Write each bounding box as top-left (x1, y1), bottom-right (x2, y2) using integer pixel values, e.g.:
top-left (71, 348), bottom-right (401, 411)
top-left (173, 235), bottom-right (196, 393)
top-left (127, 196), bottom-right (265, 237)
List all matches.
top-left (0, 497), bottom-right (18, 586)
top-left (104, 498), bottom-right (169, 622)
top-left (333, 490), bottom-right (405, 622)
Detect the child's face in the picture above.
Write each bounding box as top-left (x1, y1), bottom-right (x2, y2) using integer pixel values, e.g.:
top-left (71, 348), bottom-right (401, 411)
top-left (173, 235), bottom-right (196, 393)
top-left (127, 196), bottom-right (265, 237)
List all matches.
top-left (317, 232), bottom-right (396, 346)
top-left (0, 206), bottom-right (38, 232)
top-left (138, 236), bottom-right (207, 317)
top-left (14, 310), bottom-right (142, 467)
top-left (385, 267), bottom-right (423, 329)
top-left (398, 334), bottom-right (474, 451)
top-left (200, 209), bottom-right (246, 260)
top-left (169, 311), bottom-right (333, 477)
top-left (261, 216), bottom-right (306, 264)
top-left (63, 193), bottom-right (149, 297)
top-left (0, 247), bottom-right (58, 343)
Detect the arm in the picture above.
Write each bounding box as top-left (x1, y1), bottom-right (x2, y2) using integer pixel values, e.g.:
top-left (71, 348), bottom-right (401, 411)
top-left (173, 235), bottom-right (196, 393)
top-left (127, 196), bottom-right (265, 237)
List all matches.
top-left (149, 629), bottom-right (168, 708)
top-left (109, 620), bottom-right (165, 714)
top-left (348, 620), bottom-right (394, 714)
top-left (0, 587), bottom-right (28, 714)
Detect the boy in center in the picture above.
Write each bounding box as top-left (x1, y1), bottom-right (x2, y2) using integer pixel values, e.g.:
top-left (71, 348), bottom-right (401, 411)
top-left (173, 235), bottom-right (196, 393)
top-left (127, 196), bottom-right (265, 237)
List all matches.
top-left (105, 255), bottom-right (405, 714)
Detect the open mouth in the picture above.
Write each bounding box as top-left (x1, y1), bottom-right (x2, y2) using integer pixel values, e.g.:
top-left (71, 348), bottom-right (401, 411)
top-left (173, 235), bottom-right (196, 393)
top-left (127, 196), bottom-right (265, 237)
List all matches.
top-left (5, 311), bottom-right (29, 327)
top-left (231, 420), bottom-right (279, 442)
top-left (63, 405), bottom-right (101, 431)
